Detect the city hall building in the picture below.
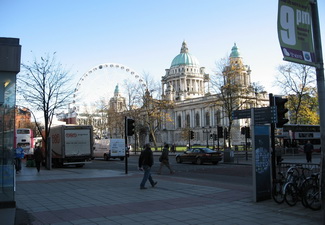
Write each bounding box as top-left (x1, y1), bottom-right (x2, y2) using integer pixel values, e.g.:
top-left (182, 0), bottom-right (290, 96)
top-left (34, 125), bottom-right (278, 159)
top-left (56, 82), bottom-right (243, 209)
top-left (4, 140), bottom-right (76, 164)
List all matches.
top-left (60, 41), bottom-right (269, 147)
top-left (158, 41), bottom-right (269, 147)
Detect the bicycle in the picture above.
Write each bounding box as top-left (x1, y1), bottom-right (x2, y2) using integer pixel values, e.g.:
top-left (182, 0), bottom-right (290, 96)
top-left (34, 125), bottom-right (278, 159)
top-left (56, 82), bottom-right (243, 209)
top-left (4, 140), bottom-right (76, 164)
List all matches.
top-left (272, 165), bottom-right (300, 204)
top-left (272, 172), bottom-right (286, 204)
top-left (284, 166), bottom-right (311, 207)
top-left (302, 173), bottom-right (321, 210)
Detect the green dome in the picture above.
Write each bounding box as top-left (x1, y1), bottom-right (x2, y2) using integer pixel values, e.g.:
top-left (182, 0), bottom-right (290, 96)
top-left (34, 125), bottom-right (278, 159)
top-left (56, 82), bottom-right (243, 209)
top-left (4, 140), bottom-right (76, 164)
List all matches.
top-left (230, 43), bottom-right (241, 58)
top-left (171, 41), bottom-right (199, 67)
top-left (114, 84), bottom-right (119, 93)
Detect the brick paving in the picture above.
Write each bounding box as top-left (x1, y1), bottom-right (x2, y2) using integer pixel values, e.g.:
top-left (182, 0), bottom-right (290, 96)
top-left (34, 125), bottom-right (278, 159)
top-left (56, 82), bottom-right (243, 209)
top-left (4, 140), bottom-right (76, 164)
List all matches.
top-left (9, 165), bottom-right (322, 225)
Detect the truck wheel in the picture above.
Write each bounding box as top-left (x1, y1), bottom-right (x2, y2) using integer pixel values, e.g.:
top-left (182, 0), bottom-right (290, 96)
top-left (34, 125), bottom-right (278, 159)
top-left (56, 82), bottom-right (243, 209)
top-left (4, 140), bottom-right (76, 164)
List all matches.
top-left (76, 164), bottom-right (84, 168)
top-left (104, 154), bottom-right (109, 161)
top-left (120, 157), bottom-right (124, 161)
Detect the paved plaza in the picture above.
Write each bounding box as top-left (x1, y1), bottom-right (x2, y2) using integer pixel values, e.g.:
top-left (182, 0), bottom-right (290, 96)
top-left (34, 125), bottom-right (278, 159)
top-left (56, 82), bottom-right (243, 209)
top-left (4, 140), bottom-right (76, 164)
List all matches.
top-left (3, 156), bottom-right (322, 225)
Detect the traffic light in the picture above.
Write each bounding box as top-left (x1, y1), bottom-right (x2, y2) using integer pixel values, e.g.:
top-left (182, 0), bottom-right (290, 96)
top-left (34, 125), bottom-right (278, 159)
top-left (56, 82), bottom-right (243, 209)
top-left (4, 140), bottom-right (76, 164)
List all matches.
top-left (246, 127), bottom-right (251, 138)
top-left (224, 128), bottom-right (229, 139)
top-left (190, 130), bottom-right (195, 139)
top-left (275, 96), bottom-right (289, 128)
top-left (217, 126), bottom-right (223, 138)
top-left (210, 134), bottom-right (213, 139)
top-left (126, 118), bottom-right (135, 136)
top-left (241, 127), bottom-right (251, 138)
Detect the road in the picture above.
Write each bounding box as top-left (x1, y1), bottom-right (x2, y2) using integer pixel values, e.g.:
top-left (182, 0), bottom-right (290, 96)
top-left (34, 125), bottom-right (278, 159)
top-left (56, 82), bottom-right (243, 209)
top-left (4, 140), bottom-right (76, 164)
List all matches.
top-left (88, 155), bottom-right (253, 187)
top-left (85, 152), bottom-right (321, 188)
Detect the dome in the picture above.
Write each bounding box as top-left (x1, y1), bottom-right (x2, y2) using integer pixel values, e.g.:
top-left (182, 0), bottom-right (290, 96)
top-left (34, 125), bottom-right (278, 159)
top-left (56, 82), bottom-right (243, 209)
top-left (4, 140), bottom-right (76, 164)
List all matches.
top-left (171, 41), bottom-right (200, 67)
top-left (230, 43), bottom-right (241, 58)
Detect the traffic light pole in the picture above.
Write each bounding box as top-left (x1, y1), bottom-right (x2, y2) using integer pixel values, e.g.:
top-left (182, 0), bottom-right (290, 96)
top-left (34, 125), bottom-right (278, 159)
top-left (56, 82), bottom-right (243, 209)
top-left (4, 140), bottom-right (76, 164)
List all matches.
top-left (245, 129), bottom-right (248, 161)
top-left (311, 1), bottom-right (325, 221)
top-left (188, 130), bottom-right (191, 149)
top-left (212, 133), bottom-right (215, 150)
top-left (124, 116), bottom-right (128, 174)
top-left (269, 94), bottom-right (276, 181)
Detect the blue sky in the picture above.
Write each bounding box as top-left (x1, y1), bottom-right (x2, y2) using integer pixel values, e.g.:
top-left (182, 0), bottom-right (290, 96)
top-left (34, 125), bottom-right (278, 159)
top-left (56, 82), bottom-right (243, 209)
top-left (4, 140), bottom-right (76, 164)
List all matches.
top-left (1, 0), bottom-right (325, 107)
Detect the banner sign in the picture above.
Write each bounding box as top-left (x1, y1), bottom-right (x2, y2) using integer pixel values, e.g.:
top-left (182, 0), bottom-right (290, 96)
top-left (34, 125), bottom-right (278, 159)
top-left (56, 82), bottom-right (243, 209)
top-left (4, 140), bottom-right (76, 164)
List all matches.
top-left (277, 0), bottom-right (316, 66)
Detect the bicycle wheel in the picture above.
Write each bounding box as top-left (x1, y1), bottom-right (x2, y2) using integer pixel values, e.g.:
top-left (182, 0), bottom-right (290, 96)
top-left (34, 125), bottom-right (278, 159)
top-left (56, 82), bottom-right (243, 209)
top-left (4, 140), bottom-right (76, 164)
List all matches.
top-left (304, 185), bottom-right (321, 211)
top-left (272, 181), bottom-right (284, 204)
top-left (300, 178), bottom-right (314, 208)
top-left (284, 183), bottom-right (299, 206)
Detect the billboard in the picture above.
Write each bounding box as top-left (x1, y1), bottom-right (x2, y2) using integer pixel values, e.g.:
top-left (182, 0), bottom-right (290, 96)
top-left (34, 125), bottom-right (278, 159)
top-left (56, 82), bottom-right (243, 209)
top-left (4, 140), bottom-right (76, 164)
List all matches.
top-left (277, 0), bottom-right (316, 66)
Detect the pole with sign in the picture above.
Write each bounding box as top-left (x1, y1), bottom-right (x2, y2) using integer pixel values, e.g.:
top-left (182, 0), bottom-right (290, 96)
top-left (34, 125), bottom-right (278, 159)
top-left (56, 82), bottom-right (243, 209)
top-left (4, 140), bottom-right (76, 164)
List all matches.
top-left (278, 0), bottom-right (325, 220)
top-left (278, 0), bottom-right (316, 66)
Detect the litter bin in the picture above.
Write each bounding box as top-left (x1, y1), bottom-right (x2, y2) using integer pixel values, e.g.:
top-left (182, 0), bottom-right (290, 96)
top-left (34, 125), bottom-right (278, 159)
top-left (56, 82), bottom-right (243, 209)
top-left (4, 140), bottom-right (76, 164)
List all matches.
top-left (223, 148), bottom-right (234, 163)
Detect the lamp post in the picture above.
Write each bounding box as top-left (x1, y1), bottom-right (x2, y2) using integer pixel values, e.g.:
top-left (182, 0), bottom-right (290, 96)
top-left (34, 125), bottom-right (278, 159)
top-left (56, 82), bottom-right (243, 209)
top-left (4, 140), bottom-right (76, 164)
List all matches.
top-left (202, 127), bottom-right (211, 148)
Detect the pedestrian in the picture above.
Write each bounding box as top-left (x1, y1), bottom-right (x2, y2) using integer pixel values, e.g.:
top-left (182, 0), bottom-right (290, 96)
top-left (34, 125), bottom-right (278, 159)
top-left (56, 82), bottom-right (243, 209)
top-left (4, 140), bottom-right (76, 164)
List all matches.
top-left (170, 144), bottom-right (175, 153)
top-left (304, 140), bottom-right (313, 163)
top-left (158, 144), bottom-right (174, 175)
top-left (138, 143), bottom-right (157, 189)
top-left (33, 145), bottom-right (43, 172)
top-left (14, 144), bottom-right (25, 174)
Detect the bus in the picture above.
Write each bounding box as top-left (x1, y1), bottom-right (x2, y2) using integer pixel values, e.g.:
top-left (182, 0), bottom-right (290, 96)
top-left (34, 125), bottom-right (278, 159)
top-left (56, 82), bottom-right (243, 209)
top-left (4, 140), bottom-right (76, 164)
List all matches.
top-left (14, 128), bottom-right (34, 158)
top-left (281, 125), bottom-right (321, 152)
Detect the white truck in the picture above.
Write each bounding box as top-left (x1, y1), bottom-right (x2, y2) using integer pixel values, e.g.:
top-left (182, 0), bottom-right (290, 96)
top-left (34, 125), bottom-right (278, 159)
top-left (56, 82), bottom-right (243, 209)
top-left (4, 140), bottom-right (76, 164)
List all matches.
top-left (93, 138), bottom-right (125, 161)
top-left (49, 125), bottom-right (93, 167)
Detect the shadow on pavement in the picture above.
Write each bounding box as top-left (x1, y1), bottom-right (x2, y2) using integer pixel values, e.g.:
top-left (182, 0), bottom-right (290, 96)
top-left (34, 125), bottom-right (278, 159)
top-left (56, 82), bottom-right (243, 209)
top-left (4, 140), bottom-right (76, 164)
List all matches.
top-left (15, 208), bottom-right (35, 225)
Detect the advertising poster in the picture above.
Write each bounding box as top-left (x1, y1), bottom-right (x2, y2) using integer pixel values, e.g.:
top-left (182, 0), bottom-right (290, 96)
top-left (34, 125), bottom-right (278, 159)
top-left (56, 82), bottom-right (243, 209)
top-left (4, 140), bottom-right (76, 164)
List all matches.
top-left (65, 129), bottom-right (91, 155)
top-left (277, 0), bottom-right (316, 66)
top-left (253, 125), bottom-right (271, 202)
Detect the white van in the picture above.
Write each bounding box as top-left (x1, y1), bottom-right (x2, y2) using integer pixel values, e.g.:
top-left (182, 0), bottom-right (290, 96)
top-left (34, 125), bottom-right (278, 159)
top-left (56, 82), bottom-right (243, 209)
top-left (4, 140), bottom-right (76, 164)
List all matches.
top-left (93, 139), bottom-right (125, 161)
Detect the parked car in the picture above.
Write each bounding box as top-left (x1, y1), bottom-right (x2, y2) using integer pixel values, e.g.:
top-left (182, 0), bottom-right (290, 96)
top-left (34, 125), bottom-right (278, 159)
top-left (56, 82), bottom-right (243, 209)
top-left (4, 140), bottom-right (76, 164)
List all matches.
top-left (175, 147), bottom-right (223, 165)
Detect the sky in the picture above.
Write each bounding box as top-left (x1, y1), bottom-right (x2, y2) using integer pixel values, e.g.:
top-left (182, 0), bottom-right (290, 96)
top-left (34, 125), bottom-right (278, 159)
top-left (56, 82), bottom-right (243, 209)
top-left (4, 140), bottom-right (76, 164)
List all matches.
top-left (1, 0), bottom-right (325, 113)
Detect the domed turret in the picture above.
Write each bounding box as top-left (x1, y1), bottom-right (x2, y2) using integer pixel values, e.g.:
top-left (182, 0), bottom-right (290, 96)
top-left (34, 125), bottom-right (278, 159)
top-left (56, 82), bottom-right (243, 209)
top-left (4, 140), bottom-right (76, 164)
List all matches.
top-left (162, 41), bottom-right (209, 101)
top-left (230, 43), bottom-right (241, 58)
top-left (171, 41), bottom-right (200, 67)
top-left (224, 43), bottom-right (251, 88)
top-left (114, 84), bottom-right (120, 97)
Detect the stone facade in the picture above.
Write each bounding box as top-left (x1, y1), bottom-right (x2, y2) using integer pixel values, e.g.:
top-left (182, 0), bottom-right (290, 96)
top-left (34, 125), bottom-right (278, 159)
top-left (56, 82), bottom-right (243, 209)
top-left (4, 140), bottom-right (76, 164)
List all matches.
top-left (157, 42), bottom-right (269, 147)
top-left (58, 41), bottom-right (269, 147)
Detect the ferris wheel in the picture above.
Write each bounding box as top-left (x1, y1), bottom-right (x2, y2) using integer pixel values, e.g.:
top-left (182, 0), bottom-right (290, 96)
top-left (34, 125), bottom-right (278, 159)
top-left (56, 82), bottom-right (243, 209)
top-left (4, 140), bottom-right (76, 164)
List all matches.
top-left (71, 63), bottom-right (146, 113)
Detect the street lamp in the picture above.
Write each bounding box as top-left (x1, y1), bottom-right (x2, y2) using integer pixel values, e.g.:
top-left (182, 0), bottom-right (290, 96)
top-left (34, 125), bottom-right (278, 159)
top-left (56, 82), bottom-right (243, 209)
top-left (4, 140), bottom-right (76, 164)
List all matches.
top-left (202, 127), bottom-right (211, 148)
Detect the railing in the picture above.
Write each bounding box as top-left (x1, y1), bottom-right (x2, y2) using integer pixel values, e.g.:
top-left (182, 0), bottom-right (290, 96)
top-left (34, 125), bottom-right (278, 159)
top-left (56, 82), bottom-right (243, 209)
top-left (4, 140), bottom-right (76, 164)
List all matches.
top-left (277, 162), bottom-right (320, 177)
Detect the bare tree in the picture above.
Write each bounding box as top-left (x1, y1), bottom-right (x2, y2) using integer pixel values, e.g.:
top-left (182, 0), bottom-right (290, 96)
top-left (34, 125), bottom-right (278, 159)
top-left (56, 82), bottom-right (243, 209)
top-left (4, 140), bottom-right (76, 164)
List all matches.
top-left (275, 63), bottom-right (318, 124)
top-left (93, 98), bottom-right (109, 138)
top-left (17, 53), bottom-right (74, 162)
top-left (211, 57), bottom-right (257, 147)
top-left (122, 73), bottom-right (173, 150)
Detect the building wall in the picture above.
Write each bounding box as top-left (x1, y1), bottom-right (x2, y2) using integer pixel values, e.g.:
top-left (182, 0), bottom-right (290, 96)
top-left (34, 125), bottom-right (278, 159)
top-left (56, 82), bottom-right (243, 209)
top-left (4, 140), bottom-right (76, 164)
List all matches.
top-left (0, 37), bottom-right (21, 208)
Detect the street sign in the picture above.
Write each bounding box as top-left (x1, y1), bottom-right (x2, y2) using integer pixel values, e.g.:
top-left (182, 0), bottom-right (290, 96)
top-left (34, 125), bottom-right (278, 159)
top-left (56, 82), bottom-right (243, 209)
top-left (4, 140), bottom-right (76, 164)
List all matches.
top-left (254, 107), bottom-right (277, 125)
top-left (232, 109), bottom-right (251, 119)
top-left (277, 0), bottom-right (316, 66)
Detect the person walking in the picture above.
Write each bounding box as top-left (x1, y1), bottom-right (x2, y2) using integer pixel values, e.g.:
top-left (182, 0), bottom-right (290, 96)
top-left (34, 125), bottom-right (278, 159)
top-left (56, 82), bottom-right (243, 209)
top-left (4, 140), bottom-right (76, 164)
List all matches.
top-left (14, 144), bottom-right (25, 174)
top-left (33, 145), bottom-right (43, 172)
top-left (304, 140), bottom-right (313, 163)
top-left (138, 144), bottom-right (157, 189)
top-left (158, 144), bottom-right (174, 175)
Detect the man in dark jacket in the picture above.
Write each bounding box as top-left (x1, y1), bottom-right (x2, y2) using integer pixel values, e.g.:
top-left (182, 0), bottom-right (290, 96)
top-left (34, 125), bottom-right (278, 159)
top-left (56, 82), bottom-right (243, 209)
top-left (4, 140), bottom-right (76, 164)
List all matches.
top-left (304, 140), bottom-right (313, 163)
top-left (138, 144), bottom-right (157, 189)
top-left (33, 145), bottom-right (43, 172)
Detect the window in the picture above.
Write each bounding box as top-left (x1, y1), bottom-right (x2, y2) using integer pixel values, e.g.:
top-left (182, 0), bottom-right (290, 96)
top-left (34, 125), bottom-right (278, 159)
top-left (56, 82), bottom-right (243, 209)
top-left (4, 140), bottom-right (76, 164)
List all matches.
top-left (177, 115), bottom-right (182, 128)
top-left (195, 112), bottom-right (200, 127)
top-left (215, 110), bottom-right (221, 125)
top-left (186, 114), bottom-right (190, 127)
top-left (205, 112), bottom-right (210, 126)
